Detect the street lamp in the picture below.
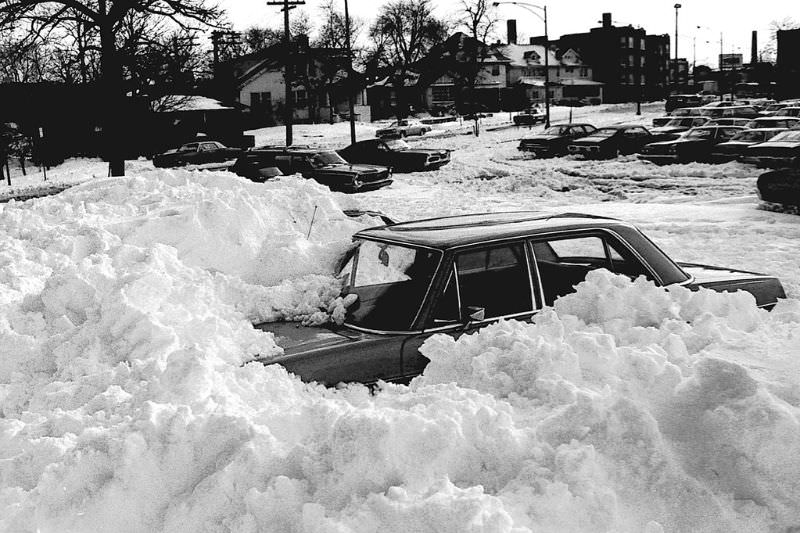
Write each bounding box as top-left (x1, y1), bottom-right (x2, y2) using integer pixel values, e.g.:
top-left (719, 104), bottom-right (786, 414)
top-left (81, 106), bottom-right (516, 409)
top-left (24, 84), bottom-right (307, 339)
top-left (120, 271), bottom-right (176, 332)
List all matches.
top-left (673, 3), bottom-right (681, 93)
top-left (493, 1), bottom-right (550, 128)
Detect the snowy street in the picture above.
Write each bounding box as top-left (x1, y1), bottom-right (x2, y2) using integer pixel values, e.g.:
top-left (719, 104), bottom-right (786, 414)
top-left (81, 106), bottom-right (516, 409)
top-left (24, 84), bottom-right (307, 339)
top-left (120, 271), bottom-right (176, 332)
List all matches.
top-left (1, 104), bottom-right (799, 532)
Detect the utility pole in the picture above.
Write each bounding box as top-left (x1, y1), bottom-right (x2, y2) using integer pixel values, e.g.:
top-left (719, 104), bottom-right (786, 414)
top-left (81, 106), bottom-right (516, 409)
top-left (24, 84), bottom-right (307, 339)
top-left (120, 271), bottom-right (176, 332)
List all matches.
top-left (343, 0), bottom-right (357, 145)
top-left (267, 0), bottom-right (305, 146)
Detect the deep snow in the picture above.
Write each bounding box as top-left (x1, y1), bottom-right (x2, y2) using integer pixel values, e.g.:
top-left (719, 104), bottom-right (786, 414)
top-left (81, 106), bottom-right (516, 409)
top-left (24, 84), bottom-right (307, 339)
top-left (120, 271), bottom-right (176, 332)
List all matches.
top-left (1, 104), bottom-right (799, 533)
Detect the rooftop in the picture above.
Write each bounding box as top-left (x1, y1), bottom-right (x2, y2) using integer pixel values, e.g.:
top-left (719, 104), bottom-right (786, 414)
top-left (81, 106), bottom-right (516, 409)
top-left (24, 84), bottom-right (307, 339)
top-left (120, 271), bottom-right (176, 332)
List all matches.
top-left (355, 212), bottom-right (634, 248)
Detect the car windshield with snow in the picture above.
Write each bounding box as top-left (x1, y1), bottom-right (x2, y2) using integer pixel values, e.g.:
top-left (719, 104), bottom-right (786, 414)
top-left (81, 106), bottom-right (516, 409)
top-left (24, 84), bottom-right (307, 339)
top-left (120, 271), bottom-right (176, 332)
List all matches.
top-left (255, 212), bottom-right (785, 386)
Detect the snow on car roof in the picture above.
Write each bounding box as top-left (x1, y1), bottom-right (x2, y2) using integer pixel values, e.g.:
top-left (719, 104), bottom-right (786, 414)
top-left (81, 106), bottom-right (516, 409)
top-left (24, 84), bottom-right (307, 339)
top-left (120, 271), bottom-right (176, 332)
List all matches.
top-left (355, 211), bottom-right (630, 248)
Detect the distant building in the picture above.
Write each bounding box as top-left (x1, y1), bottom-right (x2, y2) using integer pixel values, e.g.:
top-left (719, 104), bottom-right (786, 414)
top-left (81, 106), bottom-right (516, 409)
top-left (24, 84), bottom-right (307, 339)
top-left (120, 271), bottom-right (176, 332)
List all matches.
top-left (218, 38), bottom-right (369, 126)
top-left (557, 13), bottom-right (649, 103)
top-left (645, 35), bottom-right (670, 99)
top-left (777, 28), bottom-right (800, 99)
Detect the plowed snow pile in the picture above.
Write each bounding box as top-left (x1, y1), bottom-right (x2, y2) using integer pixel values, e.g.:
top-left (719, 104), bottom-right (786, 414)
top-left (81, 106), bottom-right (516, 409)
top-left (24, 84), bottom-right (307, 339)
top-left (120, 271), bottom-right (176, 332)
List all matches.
top-left (1, 169), bottom-right (799, 533)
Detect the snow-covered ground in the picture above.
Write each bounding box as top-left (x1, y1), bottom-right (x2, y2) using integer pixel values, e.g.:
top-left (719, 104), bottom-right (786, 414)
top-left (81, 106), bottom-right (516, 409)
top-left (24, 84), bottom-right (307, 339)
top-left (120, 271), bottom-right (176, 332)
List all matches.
top-left (1, 104), bottom-right (799, 532)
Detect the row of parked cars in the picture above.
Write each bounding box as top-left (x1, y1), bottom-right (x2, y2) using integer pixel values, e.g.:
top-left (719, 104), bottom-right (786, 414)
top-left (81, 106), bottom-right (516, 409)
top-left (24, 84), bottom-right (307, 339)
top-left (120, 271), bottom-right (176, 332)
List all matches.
top-left (153, 133), bottom-right (453, 193)
top-left (517, 101), bottom-right (800, 168)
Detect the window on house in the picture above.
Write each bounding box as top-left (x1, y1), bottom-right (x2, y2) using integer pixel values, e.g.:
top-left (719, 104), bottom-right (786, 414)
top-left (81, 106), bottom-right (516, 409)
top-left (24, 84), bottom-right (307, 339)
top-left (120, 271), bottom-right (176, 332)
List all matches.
top-left (620, 36), bottom-right (627, 47)
top-left (491, 65), bottom-right (500, 76)
top-left (640, 40), bottom-right (646, 50)
top-left (580, 67), bottom-right (588, 77)
top-left (250, 92), bottom-right (271, 109)
top-left (628, 36), bottom-right (634, 48)
top-left (565, 66), bottom-right (574, 73)
top-left (432, 86), bottom-right (454, 102)
top-left (293, 89), bottom-right (307, 105)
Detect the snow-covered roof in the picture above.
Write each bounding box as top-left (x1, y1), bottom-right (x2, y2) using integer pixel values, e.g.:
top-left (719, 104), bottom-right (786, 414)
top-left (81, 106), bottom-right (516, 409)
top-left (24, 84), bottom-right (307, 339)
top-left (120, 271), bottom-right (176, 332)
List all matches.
top-left (154, 95), bottom-right (234, 112)
top-left (496, 44), bottom-right (559, 67)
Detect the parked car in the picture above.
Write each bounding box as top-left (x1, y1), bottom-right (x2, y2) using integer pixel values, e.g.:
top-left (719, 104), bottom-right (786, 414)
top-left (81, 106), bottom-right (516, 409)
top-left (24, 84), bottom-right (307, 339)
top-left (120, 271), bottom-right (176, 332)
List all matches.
top-left (757, 169), bottom-right (800, 207)
top-left (665, 94), bottom-right (704, 112)
top-left (153, 141), bottom-right (242, 168)
top-left (567, 125), bottom-right (653, 158)
top-left (252, 212), bottom-right (785, 386)
top-left (338, 138), bottom-right (451, 172)
top-left (710, 128), bottom-right (788, 163)
top-left (740, 130), bottom-right (800, 168)
top-left (698, 105), bottom-right (761, 119)
top-left (762, 101), bottom-right (800, 116)
top-left (653, 106), bottom-right (706, 127)
top-left (704, 117), bottom-right (753, 127)
top-left (744, 116), bottom-right (800, 129)
top-left (375, 119), bottom-right (432, 138)
top-left (650, 117), bottom-right (710, 141)
top-left (638, 126), bottom-right (746, 164)
top-left (229, 146), bottom-right (393, 192)
top-left (778, 107), bottom-right (800, 118)
top-left (700, 101), bottom-right (740, 108)
top-left (517, 123), bottom-right (597, 156)
top-left (513, 107), bottom-right (546, 125)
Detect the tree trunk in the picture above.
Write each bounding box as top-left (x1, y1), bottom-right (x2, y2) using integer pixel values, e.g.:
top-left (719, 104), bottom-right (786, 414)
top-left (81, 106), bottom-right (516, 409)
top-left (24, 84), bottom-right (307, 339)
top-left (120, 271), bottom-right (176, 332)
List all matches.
top-left (100, 23), bottom-right (125, 176)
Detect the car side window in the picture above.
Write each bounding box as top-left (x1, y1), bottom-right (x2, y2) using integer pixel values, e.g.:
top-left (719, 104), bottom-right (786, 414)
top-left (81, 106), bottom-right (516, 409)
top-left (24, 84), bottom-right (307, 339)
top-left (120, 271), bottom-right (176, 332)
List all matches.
top-left (433, 242), bottom-right (534, 322)
top-left (719, 128), bottom-right (740, 140)
top-left (530, 234), bottom-right (652, 306)
top-left (182, 143), bottom-right (199, 152)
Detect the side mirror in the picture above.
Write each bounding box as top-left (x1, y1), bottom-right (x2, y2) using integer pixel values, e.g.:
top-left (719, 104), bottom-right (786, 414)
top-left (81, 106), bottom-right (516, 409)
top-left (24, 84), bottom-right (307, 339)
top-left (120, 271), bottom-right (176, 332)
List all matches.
top-left (461, 306), bottom-right (485, 327)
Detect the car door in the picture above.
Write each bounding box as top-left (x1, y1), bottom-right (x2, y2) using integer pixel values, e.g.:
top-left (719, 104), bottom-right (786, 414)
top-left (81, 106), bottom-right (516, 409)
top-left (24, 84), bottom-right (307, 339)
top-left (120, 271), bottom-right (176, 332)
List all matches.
top-left (528, 232), bottom-right (655, 307)
top-left (400, 241), bottom-right (538, 379)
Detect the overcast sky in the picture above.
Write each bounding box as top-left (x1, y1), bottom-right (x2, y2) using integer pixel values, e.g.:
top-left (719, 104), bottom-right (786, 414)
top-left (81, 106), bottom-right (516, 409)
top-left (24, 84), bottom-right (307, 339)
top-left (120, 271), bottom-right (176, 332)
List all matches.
top-left (219, 0), bottom-right (796, 67)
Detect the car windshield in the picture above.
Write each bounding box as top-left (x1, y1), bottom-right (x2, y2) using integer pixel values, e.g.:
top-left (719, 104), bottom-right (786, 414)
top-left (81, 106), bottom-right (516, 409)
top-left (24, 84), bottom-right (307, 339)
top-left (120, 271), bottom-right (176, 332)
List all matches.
top-left (732, 130), bottom-right (768, 142)
top-left (665, 118), bottom-right (691, 127)
top-left (765, 104), bottom-right (785, 112)
top-left (590, 128), bottom-right (618, 138)
top-left (683, 128), bottom-right (714, 138)
top-left (338, 240), bottom-right (440, 331)
top-left (770, 131), bottom-right (800, 142)
top-left (543, 126), bottom-right (569, 135)
top-left (312, 151), bottom-right (347, 166)
top-left (384, 139), bottom-right (410, 150)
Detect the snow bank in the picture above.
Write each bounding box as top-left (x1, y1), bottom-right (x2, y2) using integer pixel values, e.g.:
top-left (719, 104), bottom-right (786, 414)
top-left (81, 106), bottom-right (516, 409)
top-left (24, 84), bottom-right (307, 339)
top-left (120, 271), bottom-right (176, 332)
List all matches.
top-left (2, 167), bottom-right (799, 533)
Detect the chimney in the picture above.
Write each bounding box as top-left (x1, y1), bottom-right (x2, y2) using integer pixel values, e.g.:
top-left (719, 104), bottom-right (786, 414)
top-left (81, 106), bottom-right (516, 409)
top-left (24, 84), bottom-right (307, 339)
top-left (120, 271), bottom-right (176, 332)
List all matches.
top-left (602, 13), bottom-right (612, 28)
top-left (751, 30), bottom-right (758, 64)
top-left (507, 19), bottom-right (517, 45)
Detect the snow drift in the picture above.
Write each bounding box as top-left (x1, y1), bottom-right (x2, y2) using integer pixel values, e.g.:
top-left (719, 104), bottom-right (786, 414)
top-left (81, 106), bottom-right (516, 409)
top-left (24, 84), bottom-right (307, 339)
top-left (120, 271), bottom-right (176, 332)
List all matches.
top-left (1, 169), bottom-right (799, 533)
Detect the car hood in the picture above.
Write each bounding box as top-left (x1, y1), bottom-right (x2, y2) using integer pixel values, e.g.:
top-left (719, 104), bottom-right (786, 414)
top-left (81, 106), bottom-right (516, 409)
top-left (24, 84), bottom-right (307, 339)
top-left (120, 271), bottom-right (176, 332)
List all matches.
top-left (748, 141), bottom-right (800, 149)
top-left (322, 164), bottom-right (387, 173)
top-left (399, 148), bottom-right (451, 155)
top-left (256, 321), bottom-right (363, 355)
top-left (522, 134), bottom-right (562, 142)
top-left (571, 136), bottom-right (612, 144)
top-left (648, 138), bottom-right (705, 147)
top-left (714, 141), bottom-right (754, 149)
top-left (651, 126), bottom-right (687, 134)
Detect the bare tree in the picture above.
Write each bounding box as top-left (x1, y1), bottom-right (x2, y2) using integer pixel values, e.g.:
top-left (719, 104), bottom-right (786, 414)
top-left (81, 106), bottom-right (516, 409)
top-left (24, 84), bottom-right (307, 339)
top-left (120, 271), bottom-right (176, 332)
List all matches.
top-left (761, 17), bottom-right (799, 63)
top-left (459, 0), bottom-right (497, 44)
top-left (370, 0), bottom-right (449, 118)
top-left (0, 0), bottom-right (222, 176)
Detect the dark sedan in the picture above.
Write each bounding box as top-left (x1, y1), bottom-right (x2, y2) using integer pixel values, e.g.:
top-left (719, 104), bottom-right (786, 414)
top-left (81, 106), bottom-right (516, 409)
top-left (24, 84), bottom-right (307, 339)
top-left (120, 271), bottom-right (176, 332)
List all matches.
top-left (741, 130), bottom-right (800, 168)
top-left (649, 117), bottom-right (710, 141)
top-left (567, 125), bottom-right (653, 159)
top-left (252, 212), bottom-right (785, 386)
top-left (638, 126), bottom-right (746, 164)
top-left (710, 128), bottom-right (788, 163)
top-left (517, 123), bottom-right (597, 157)
top-left (338, 138), bottom-right (451, 172)
top-left (153, 141), bottom-right (242, 168)
top-left (757, 169), bottom-right (800, 207)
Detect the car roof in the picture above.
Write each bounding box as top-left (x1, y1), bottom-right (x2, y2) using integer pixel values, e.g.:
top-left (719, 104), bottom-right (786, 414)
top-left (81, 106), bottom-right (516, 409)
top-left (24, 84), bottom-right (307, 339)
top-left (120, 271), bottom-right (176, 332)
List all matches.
top-left (355, 212), bottom-right (638, 249)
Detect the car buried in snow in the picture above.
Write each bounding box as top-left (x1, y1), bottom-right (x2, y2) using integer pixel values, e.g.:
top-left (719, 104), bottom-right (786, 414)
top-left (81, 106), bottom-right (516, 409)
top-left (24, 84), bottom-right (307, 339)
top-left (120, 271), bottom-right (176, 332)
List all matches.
top-left (252, 212), bottom-right (785, 386)
top-left (638, 125), bottom-right (746, 164)
top-left (153, 141), bottom-right (242, 168)
top-left (710, 128), bottom-right (788, 163)
top-left (375, 119), bottom-right (432, 138)
top-left (229, 146), bottom-right (393, 192)
top-left (740, 130), bottom-right (800, 168)
top-left (517, 123), bottom-right (597, 157)
top-left (337, 138), bottom-right (451, 172)
top-left (567, 125), bottom-right (653, 159)
top-left (513, 107), bottom-right (546, 126)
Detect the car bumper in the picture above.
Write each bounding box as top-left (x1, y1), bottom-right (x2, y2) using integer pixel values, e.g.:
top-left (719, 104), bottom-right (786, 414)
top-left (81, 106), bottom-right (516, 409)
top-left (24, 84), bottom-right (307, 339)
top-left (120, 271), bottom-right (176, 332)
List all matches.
top-left (741, 156), bottom-right (799, 168)
top-left (518, 144), bottom-right (558, 155)
top-left (709, 153), bottom-right (740, 163)
top-left (568, 145), bottom-right (607, 158)
top-left (347, 178), bottom-right (394, 192)
top-left (638, 153), bottom-right (679, 163)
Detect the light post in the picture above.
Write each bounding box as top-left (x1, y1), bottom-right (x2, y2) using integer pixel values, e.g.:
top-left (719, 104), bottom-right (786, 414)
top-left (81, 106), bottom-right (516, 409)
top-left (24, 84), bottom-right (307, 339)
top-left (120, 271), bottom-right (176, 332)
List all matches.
top-left (343, 0), bottom-right (356, 144)
top-left (493, 1), bottom-right (550, 128)
top-left (673, 3), bottom-right (681, 93)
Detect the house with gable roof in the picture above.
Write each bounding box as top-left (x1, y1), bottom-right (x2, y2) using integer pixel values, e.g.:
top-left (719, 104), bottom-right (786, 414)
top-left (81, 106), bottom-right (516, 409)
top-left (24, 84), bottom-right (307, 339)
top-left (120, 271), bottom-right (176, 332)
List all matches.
top-left (218, 37), bottom-right (370, 126)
